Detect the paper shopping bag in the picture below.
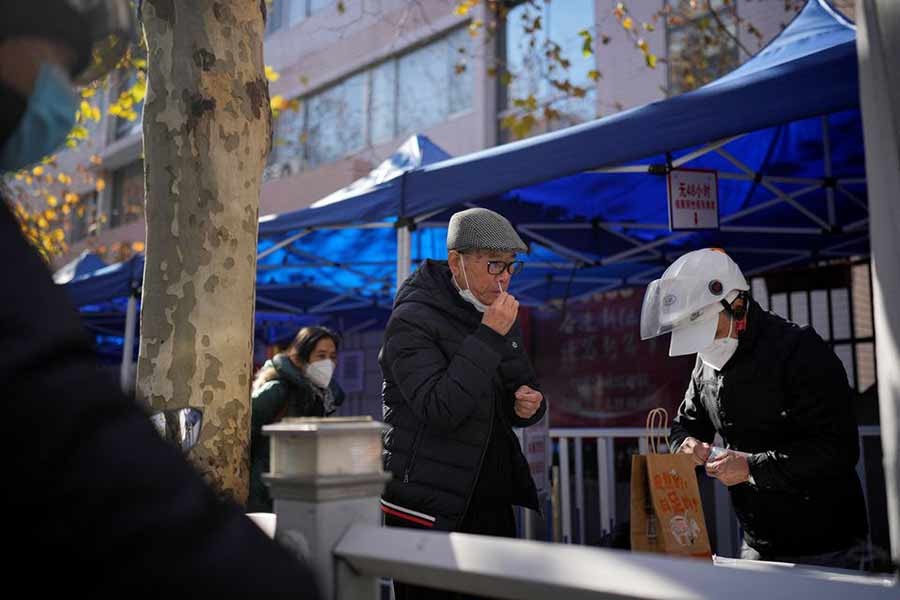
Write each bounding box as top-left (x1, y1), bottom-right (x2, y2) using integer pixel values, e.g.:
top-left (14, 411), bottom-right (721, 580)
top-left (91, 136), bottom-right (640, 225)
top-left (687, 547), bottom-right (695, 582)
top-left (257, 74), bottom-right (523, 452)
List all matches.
top-left (630, 408), bottom-right (711, 559)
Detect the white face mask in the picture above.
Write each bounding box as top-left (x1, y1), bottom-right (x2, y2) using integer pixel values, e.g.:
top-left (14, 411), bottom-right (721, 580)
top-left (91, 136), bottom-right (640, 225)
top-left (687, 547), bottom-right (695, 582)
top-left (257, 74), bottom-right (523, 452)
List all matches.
top-left (304, 359), bottom-right (335, 388)
top-left (699, 316), bottom-right (738, 371)
top-left (457, 255), bottom-right (489, 313)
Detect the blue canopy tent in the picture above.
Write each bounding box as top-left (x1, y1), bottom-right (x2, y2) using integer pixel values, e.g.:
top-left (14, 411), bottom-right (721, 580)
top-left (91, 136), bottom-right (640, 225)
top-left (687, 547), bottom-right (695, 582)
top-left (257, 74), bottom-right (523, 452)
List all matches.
top-left (59, 252), bottom-right (391, 390)
top-left (257, 0), bottom-right (866, 302)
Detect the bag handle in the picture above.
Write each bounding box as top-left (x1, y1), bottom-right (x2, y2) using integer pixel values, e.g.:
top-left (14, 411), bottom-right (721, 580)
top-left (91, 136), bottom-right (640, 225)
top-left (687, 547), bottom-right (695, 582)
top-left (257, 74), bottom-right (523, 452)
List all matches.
top-left (645, 408), bottom-right (671, 455)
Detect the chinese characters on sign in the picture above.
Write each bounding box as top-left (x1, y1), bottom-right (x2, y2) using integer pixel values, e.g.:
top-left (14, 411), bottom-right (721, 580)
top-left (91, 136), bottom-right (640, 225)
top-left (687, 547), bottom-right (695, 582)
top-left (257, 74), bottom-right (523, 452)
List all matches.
top-left (532, 289), bottom-right (695, 427)
top-left (667, 168), bottom-right (719, 230)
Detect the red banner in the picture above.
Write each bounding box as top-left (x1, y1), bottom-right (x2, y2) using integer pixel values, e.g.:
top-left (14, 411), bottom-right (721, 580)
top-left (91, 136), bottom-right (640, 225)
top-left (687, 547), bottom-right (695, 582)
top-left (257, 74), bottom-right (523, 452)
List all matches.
top-left (531, 288), bottom-right (695, 428)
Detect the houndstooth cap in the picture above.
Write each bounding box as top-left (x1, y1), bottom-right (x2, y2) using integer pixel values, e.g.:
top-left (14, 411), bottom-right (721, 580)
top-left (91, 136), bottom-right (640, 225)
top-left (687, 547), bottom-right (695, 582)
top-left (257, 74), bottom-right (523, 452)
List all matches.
top-left (446, 208), bottom-right (528, 254)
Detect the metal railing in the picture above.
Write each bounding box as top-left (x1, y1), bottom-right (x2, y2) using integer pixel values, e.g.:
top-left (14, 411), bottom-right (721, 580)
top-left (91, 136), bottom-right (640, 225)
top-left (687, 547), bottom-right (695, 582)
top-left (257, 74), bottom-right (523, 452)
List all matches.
top-left (548, 426), bottom-right (883, 550)
top-left (334, 523), bottom-right (897, 600)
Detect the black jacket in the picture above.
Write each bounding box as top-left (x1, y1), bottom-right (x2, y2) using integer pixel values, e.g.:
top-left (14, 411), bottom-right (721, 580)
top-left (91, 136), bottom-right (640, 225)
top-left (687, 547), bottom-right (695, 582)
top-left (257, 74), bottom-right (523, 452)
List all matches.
top-left (0, 197), bottom-right (319, 595)
top-left (379, 260), bottom-right (545, 531)
top-left (670, 299), bottom-right (868, 556)
top-left (249, 354), bottom-right (344, 512)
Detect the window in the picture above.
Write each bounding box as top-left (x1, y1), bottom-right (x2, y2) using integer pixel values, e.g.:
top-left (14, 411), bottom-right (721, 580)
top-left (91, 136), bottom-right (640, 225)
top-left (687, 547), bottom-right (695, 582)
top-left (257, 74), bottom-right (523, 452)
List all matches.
top-left (751, 261), bottom-right (876, 394)
top-left (68, 192), bottom-right (98, 243)
top-left (266, 0), bottom-right (334, 35)
top-left (266, 28), bottom-right (473, 177)
top-left (266, 103), bottom-right (307, 180)
top-left (397, 28), bottom-right (473, 135)
top-left (307, 74), bottom-right (365, 167)
top-left (369, 61), bottom-right (397, 146)
top-left (499, 0), bottom-right (597, 138)
top-left (114, 70), bottom-right (143, 140)
top-left (110, 160), bottom-right (144, 227)
top-left (666, 0), bottom-right (739, 95)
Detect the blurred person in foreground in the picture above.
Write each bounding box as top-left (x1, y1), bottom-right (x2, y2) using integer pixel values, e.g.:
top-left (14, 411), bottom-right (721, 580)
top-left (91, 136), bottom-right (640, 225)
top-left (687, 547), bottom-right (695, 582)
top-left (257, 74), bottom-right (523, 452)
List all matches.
top-left (640, 248), bottom-right (868, 569)
top-left (380, 208), bottom-right (546, 599)
top-left (1, 1), bottom-right (319, 594)
top-left (249, 326), bottom-right (345, 512)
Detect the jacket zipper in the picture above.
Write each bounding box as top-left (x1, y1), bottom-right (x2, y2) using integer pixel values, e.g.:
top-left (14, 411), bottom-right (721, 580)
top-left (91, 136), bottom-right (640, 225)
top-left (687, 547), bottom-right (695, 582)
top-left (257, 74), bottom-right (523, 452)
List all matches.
top-left (457, 391), bottom-right (495, 526)
top-left (403, 424), bottom-right (425, 483)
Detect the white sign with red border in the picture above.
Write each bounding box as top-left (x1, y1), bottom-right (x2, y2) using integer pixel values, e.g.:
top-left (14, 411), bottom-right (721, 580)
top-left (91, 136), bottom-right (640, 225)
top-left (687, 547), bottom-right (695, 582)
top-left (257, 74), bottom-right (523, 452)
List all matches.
top-left (667, 168), bottom-right (720, 231)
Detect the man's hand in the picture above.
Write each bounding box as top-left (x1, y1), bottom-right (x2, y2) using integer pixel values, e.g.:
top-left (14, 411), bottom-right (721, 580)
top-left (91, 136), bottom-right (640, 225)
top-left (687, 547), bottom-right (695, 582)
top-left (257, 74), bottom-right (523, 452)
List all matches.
top-left (482, 291), bottom-right (519, 336)
top-left (514, 385), bottom-right (542, 419)
top-left (677, 437), bottom-right (711, 465)
top-left (705, 450), bottom-right (751, 486)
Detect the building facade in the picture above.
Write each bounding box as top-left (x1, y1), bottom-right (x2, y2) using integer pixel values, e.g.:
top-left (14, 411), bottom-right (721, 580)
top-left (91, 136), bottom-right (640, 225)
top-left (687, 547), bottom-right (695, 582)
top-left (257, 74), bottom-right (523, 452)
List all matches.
top-left (55, 0), bottom-right (831, 265)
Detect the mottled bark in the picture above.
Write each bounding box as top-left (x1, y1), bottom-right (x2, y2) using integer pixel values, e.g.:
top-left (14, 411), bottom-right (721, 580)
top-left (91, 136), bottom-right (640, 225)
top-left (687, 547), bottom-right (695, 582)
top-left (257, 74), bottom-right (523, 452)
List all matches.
top-left (138, 0), bottom-right (270, 504)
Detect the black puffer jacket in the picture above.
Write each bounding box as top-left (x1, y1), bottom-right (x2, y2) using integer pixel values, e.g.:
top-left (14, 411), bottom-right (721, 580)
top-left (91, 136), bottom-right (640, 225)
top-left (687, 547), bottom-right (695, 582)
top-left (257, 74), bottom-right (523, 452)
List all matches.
top-left (380, 260), bottom-right (545, 531)
top-left (670, 299), bottom-right (868, 556)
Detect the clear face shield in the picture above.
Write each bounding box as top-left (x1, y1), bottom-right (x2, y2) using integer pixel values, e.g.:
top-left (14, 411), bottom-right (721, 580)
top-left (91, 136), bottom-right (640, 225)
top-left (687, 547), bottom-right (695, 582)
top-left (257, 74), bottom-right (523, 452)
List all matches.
top-left (640, 276), bottom-right (722, 341)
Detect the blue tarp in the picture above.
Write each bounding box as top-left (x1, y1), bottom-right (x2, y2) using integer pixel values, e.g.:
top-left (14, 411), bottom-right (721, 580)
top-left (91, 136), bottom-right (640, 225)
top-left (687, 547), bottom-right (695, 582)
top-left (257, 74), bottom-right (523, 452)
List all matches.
top-left (257, 0), bottom-right (865, 299)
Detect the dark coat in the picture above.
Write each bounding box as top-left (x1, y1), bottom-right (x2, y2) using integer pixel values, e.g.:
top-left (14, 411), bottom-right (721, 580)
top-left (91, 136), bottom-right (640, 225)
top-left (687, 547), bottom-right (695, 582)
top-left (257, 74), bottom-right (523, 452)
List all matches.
top-left (249, 354), bottom-right (344, 512)
top-left (670, 299), bottom-right (868, 556)
top-left (0, 200), bottom-right (319, 595)
top-left (379, 260), bottom-right (545, 531)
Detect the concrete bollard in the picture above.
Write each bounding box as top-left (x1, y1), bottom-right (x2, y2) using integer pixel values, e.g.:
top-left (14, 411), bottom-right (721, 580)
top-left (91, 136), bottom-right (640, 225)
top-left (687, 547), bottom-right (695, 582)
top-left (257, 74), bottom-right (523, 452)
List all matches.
top-left (263, 416), bottom-right (390, 600)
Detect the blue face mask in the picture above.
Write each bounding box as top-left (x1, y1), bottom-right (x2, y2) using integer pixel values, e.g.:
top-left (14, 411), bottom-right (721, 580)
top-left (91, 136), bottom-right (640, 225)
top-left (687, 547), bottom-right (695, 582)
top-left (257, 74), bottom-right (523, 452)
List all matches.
top-left (0, 63), bottom-right (79, 173)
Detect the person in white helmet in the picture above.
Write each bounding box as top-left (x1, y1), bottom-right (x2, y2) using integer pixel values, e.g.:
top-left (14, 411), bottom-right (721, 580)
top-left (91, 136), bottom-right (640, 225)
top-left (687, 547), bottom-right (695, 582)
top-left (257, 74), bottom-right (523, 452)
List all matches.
top-left (640, 249), bottom-right (868, 569)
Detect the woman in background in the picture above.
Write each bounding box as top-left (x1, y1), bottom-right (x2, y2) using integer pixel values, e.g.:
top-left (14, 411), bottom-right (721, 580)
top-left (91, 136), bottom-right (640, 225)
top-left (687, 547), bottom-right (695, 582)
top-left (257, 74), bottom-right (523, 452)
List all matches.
top-left (248, 326), bottom-right (344, 512)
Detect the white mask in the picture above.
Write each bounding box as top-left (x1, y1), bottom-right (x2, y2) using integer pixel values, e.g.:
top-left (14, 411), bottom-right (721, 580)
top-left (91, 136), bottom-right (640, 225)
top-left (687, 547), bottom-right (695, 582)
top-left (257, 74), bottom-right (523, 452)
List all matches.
top-left (699, 316), bottom-right (738, 371)
top-left (457, 255), bottom-right (488, 313)
top-left (304, 359), bottom-right (335, 388)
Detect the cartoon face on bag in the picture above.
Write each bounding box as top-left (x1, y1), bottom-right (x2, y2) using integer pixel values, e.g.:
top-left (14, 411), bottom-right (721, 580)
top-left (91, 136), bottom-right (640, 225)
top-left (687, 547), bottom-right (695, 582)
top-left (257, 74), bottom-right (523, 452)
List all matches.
top-left (669, 514), bottom-right (701, 546)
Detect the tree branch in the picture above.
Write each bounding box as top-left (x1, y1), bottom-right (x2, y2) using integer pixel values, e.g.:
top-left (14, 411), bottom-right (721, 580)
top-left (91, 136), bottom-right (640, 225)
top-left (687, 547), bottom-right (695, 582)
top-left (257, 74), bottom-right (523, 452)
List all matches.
top-left (706, 1), bottom-right (753, 58)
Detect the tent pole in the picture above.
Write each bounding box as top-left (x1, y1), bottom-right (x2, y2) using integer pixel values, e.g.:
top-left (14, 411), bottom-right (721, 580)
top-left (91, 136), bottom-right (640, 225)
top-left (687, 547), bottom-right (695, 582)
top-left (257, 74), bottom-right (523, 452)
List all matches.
top-left (397, 225), bottom-right (411, 291)
top-left (258, 228), bottom-right (313, 260)
top-left (857, 0), bottom-right (900, 566)
top-left (120, 293), bottom-right (137, 395)
top-left (822, 115), bottom-right (837, 226)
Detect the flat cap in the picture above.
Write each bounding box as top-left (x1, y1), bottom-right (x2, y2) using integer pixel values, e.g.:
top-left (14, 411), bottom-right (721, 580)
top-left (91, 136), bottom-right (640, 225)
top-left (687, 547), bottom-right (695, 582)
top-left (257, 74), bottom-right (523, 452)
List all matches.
top-left (446, 208), bottom-right (528, 253)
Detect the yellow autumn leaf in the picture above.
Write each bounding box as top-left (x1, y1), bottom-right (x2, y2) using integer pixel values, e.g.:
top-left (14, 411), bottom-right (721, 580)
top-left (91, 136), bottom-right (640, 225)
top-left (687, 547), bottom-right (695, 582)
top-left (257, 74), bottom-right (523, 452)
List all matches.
top-left (32, 166), bottom-right (45, 176)
top-left (454, 0), bottom-right (477, 17)
top-left (47, 195), bottom-right (58, 207)
top-left (53, 229), bottom-right (65, 242)
top-left (58, 173), bottom-right (72, 184)
top-left (132, 241), bottom-right (145, 252)
top-left (65, 192), bottom-right (79, 204)
top-left (81, 87), bottom-right (96, 98)
top-left (588, 70), bottom-right (601, 82)
top-left (132, 78), bottom-right (147, 102)
top-left (270, 95), bottom-right (287, 110)
top-left (62, 205), bottom-right (71, 215)
top-left (622, 17), bottom-right (634, 30)
top-left (645, 53), bottom-right (658, 69)
top-left (37, 218), bottom-right (49, 229)
top-left (96, 178), bottom-right (107, 192)
top-left (265, 65), bottom-right (280, 82)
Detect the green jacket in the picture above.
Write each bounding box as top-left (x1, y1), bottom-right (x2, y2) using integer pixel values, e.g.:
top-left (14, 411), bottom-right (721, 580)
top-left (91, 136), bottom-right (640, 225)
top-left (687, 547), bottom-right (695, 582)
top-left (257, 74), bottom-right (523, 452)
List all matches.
top-left (248, 354), bottom-right (344, 512)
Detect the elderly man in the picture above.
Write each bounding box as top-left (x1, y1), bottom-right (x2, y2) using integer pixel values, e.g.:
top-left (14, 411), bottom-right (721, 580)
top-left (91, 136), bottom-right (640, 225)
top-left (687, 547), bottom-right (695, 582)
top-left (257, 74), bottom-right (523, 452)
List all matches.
top-left (380, 208), bottom-right (546, 599)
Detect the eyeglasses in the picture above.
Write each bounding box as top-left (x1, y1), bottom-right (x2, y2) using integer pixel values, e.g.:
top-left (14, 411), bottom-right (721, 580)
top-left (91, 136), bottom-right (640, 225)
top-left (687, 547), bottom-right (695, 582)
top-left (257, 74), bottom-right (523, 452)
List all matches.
top-left (485, 260), bottom-right (525, 275)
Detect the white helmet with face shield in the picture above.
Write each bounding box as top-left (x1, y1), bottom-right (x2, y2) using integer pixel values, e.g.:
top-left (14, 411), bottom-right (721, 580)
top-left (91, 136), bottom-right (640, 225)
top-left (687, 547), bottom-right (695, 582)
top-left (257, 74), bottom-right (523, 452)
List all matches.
top-left (640, 249), bottom-right (749, 357)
